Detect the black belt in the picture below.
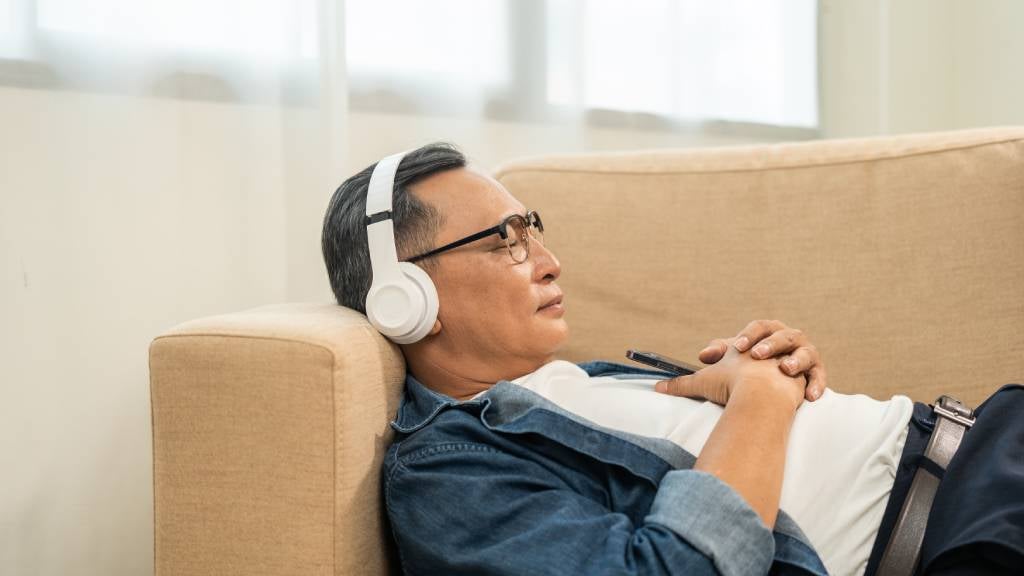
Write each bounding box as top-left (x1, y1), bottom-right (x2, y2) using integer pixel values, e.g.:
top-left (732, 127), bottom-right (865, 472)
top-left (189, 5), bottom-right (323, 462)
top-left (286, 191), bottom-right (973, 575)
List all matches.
top-left (876, 395), bottom-right (976, 576)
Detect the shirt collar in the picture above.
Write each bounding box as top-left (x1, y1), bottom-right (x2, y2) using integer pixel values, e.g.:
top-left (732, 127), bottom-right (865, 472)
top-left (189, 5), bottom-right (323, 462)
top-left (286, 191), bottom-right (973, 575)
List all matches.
top-left (391, 372), bottom-right (464, 434)
top-left (390, 360), bottom-right (675, 434)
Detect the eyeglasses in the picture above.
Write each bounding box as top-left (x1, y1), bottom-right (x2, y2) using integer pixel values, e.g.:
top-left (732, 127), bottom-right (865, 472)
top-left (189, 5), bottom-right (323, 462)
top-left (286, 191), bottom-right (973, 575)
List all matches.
top-left (407, 210), bottom-right (544, 264)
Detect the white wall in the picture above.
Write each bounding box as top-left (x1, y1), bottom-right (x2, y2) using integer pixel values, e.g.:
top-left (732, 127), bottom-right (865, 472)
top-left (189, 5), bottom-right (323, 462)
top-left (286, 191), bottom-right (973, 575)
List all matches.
top-left (820, 0), bottom-right (1024, 137)
top-left (0, 86), bottom-right (336, 575)
top-left (949, 0), bottom-right (1024, 129)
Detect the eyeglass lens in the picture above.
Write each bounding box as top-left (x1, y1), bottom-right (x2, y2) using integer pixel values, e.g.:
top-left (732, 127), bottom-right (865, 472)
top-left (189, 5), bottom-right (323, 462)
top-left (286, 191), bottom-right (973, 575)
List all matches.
top-left (503, 213), bottom-right (544, 263)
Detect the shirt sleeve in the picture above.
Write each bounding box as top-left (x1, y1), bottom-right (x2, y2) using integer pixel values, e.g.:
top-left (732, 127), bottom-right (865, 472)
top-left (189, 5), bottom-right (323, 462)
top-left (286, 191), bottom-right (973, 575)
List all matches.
top-left (645, 469), bottom-right (776, 576)
top-left (384, 441), bottom-right (775, 576)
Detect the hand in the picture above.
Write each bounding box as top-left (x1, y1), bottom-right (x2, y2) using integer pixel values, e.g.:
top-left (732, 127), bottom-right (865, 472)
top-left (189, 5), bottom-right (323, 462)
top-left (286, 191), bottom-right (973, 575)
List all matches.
top-left (655, 343), bottom-right (807, 411)
top-left (697, 320), bottom-right (828, 401)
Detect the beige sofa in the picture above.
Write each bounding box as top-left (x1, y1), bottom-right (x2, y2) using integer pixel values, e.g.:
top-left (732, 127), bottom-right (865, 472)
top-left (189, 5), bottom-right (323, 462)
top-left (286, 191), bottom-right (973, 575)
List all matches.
top-left (149, 127), bottom-right (1024, 575)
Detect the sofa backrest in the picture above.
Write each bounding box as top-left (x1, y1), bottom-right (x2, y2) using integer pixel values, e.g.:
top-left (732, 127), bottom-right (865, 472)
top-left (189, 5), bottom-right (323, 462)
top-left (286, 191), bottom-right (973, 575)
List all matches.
top-left (495, 127), bottom-right (1024, 406)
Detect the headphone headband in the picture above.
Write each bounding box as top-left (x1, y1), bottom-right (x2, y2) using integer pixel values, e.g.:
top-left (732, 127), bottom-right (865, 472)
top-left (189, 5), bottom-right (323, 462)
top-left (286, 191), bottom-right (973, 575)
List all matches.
top-left (366, 151), bottom-right (405, 219)
top-left (365, 152), bottom-right (407, 286)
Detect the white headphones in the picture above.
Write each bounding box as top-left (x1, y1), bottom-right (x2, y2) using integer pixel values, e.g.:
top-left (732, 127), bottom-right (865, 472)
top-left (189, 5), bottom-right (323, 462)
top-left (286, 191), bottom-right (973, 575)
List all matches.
top-left (363, 151), bottom-right (440, 344)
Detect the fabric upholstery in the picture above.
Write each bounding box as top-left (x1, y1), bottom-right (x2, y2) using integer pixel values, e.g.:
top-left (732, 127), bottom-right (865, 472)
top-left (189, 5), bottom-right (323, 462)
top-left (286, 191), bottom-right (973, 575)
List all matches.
top-left (495, 126), bottom-right (1024, 407)
top-left (149, 126), bottom-right (1024, 575)
top-left (150, 303), bottom-right (404, 575)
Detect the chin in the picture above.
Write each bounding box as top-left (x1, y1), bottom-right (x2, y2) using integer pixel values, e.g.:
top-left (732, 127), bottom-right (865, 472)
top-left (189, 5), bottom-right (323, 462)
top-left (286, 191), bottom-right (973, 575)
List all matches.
top-left (540, 319), bottom-right (570, 354)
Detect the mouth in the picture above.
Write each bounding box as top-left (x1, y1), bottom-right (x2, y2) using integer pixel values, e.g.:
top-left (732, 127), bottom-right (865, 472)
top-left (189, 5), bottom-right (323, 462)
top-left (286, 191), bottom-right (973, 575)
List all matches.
top-left (538, 293), bottom-right (564, 312)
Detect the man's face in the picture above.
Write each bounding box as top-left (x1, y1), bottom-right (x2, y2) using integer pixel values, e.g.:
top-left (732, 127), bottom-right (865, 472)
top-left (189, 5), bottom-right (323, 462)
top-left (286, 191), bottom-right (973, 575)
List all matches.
top-left (410, 167), bottom-right (568, 370)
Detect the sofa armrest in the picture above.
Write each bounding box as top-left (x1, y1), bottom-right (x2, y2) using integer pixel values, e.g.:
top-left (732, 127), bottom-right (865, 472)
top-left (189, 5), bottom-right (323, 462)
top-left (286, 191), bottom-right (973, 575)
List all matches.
top-left (150, 303), bottom-right (403, 576)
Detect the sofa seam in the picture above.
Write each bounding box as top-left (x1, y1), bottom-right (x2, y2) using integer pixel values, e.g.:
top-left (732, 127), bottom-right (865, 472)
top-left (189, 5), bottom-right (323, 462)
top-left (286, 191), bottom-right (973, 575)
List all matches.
top-left (330, 347), bottom-right (337, 574)
top-left (147, 345), bottom-right (159, 574)
top-left (493, 136), bottom-right (1024, 178)
top-left (151, 333), bottom-right (345, 358)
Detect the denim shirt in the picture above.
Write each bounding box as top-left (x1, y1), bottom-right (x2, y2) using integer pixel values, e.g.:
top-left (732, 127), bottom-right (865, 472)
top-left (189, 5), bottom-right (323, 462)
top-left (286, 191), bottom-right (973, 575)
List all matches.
top-left (383, 361), bottom-right (828, 576)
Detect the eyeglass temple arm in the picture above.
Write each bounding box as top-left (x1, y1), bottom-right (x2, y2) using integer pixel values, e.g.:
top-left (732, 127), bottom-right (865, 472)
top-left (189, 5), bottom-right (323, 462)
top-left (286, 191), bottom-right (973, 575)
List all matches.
top-left (406, 224), bottom-right (505, 263)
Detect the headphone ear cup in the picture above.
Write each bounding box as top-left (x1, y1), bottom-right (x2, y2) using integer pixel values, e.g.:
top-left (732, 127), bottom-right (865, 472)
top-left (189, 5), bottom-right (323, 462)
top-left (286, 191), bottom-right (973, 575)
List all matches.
top-left (396, 262), bottom-right (439, 343)
top-left (364, 263), bottom-right (438, 345)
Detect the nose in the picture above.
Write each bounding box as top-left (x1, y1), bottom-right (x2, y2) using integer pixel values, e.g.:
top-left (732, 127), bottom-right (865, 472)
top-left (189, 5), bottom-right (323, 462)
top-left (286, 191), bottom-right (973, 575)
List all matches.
top-left (531, 238), bottom-right (561, 282)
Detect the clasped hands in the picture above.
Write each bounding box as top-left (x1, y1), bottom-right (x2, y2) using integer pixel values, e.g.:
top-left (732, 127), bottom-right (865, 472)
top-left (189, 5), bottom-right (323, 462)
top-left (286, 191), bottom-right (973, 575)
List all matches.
top-left (655, 320), bottom-right (827, 410)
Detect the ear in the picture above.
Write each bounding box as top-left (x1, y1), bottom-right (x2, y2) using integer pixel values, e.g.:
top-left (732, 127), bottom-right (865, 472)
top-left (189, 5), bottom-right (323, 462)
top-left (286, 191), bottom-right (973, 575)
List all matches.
top-left (428, 318), bottom-right (442, 336)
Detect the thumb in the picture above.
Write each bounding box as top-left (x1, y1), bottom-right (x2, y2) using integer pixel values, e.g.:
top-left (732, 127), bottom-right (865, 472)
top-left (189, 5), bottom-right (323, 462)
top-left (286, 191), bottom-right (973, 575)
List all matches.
top-left (655, 374), bottom-right (701, 398)
top-left (656, 370), bottom-right (727, 404)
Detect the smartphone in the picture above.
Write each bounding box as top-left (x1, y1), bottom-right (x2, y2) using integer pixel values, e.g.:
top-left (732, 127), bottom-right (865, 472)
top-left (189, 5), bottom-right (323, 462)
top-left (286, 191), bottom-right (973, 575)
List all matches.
top-left (626, 350), bottom-right (701, 376)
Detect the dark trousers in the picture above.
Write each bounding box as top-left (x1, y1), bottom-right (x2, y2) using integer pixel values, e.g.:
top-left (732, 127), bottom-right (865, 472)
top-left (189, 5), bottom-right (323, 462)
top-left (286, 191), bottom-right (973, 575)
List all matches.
top-left (865, 384), bottom-right (1024, 575)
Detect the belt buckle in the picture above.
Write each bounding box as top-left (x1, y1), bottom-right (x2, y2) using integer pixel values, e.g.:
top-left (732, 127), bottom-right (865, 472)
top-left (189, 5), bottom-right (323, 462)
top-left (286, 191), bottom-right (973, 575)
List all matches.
top-left (933, 395), bottom-right (976, 429)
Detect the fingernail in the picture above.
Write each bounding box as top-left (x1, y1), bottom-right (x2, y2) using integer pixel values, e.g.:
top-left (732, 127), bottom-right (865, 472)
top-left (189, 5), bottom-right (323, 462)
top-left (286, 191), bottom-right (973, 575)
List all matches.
top-left (784, 357), bottom-right (798, 371)
top-left (655, 381), bottom-right (667, 393)
top-left (735, 337), bottom-right (749, 351)
top-left (811, 388), bottom-right (820, 400)
top-left (753, 343), bottom-right (770, 357)
top-left (700, 346), bottom-right (713, 356)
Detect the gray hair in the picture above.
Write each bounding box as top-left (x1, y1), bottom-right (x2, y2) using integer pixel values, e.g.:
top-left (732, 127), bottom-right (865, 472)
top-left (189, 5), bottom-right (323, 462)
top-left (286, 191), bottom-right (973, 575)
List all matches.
top-left (321, 142), bottom-right (467, 313)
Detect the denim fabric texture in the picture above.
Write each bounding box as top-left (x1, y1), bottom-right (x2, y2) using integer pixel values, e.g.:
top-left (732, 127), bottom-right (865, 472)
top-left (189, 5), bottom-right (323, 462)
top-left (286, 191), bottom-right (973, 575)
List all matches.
top-left (383, 360), bottom-right (828, 575)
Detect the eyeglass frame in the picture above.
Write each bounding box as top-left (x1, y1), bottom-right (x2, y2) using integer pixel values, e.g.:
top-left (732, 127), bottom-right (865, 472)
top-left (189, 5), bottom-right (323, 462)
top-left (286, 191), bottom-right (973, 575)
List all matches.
top-left (406, 210), bottom-right (544, 264)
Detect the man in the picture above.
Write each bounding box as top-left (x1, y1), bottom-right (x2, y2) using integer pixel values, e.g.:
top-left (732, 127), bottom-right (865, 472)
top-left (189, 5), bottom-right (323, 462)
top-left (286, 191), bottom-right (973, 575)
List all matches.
top-left (322, 143), bottom-right (1022, 575)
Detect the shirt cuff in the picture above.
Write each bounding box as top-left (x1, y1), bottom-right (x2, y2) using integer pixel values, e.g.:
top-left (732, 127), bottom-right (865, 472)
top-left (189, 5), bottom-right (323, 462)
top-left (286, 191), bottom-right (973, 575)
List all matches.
top-left (644, 469), bottom-right (775, 576)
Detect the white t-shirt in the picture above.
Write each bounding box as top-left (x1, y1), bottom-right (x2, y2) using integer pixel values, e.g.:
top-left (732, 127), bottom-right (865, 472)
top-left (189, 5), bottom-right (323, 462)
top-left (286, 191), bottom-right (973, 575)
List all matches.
top-left (500, 360), bottom-right (914, 576)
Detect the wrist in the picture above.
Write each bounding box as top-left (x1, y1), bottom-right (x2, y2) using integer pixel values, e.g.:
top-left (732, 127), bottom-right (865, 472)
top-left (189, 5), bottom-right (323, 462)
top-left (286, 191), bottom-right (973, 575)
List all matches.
top-left (730, 375), bottom-right (803, 414)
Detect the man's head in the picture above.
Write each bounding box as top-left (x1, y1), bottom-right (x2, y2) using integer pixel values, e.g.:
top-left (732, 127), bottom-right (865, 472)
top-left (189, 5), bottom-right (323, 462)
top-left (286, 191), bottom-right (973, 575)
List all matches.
top-left (322, 142), bottom-right (568, 390)
top-left (322, 143), bottom-right (463, 314)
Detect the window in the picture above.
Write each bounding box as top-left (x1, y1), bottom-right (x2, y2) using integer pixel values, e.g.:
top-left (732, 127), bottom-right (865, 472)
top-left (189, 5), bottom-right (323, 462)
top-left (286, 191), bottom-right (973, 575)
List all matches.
top-left (547, 0), bottom-right (818, 128)
top-left (0, 0), bottom-right (29, 58)
top-left (345, 0), bottom-right (510, 114)
top-left (346, 0), bottom-right (508, 87)
top-left (4, 0), bottom-right (818, 129)
top-left (34, 0), bottom-right (318, 60)
top-left (346, 0), bottom-right (818, 131)
top-left (0, 0), bottom-right (321, 103)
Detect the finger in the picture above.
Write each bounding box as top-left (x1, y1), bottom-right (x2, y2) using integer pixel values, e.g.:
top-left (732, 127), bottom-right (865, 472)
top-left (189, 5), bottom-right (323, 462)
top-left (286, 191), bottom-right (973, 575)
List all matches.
top-left (734, 319), bottom-right (788, 352)
top-left (804, 365), bottom-right (828, 401)
top-left (655, 372), bottom-right (721, 404)
top-left (750, 328), bottom-right (806, 359)
top-left (778, 345), bottom-right (819, 377)
top-left (697, 339), bottom-right (729, 364)
top-left (655, 374), bottom-right (701, 398)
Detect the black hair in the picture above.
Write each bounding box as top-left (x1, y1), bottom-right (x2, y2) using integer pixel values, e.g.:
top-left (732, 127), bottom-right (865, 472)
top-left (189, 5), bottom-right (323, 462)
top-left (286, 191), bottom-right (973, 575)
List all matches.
top-left (321, 142), bottom-right (467, 313)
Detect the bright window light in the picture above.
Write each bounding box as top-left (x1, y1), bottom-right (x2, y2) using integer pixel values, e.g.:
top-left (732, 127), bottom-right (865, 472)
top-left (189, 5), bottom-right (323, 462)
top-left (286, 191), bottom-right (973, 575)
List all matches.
top-left (0, 0), bottom-right (27, 57)
top-left (547, 0), bottom-right (817, 128)
top-left (346, 0), bottom-right (509, 87)
top-left (35, 0), bottom-right (319, 59)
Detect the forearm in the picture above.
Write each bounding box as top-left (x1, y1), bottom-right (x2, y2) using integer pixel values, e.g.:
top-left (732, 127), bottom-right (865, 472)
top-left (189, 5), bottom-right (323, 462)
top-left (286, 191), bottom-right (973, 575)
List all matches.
top-left (694, 382), bottom-right (796, 527)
